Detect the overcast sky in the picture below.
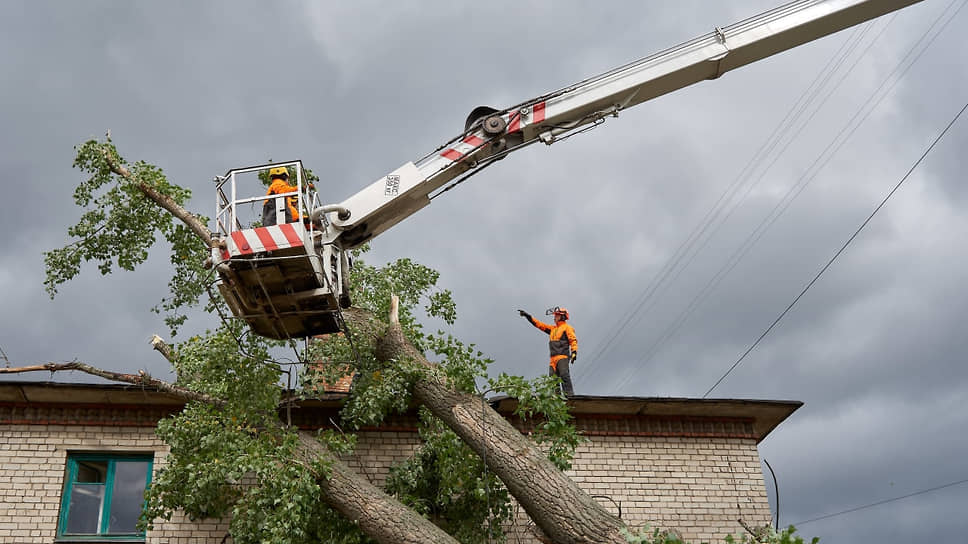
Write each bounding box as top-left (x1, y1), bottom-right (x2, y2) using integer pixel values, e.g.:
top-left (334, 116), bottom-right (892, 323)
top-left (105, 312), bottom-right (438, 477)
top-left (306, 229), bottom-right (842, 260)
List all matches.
top-left (2, 1), bottom-right (967, 542)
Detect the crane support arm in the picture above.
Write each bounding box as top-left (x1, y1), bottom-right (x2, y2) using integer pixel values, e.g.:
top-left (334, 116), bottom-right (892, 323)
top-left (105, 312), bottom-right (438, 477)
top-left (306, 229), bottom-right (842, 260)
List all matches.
top-left (324, 0), bottom-right (923, 249)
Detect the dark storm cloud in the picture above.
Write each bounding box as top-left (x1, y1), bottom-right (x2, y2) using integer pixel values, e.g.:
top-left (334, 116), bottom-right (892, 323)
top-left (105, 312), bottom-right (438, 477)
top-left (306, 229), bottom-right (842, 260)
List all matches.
top-left (3, 1), bottom-right (967, 542)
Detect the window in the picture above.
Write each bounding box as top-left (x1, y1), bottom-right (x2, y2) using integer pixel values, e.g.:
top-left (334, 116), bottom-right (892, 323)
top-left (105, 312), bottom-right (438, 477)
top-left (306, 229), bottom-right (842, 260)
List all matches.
top-left (58, 454), bottom-right (153, 542)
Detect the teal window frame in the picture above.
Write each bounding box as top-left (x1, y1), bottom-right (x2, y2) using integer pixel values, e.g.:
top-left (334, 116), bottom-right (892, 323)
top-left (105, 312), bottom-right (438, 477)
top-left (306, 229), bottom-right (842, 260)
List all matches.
top-left (57, 453), bottom-right (154, 542)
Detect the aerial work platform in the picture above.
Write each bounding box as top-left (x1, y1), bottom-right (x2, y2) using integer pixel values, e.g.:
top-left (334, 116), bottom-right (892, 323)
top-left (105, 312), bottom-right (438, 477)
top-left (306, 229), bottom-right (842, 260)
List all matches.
top-left (211, 161), bottom-right (350, 340)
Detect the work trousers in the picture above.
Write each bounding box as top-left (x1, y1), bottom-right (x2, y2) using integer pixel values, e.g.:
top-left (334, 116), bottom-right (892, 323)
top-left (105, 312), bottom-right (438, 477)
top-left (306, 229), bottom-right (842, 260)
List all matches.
top-left (262, 200), bottom-right (293, 226)
top-left (549, 358), bottom-right (574, 396)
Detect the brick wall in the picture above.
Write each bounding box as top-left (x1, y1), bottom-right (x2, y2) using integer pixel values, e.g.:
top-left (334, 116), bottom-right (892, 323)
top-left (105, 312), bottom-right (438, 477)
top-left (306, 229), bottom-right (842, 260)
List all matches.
top-left (0, 405), bottom-right (775, 543)
top-left (340, 430), bottom-right (422, 488)
top-left (564, 435), bottom-right (770, 542)
top-left (0, 423), bottom-right (229, 543)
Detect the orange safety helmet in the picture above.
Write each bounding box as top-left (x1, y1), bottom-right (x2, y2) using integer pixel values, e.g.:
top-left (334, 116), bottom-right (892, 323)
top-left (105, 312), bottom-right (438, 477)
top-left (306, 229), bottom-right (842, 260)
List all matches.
top-left (553, 307), bottom-right (569, 321)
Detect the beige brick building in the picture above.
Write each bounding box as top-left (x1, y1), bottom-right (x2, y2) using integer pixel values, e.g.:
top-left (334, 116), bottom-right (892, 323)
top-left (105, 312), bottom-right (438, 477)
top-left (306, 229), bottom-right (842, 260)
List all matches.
top-left (0, 382), bottom-right (799, 543)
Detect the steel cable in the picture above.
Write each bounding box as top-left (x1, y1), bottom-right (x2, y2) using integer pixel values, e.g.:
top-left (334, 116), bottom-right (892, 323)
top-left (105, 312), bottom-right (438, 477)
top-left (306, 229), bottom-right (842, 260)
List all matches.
top-left (576, 20), bottom-right (874, 384)
top-left (608, 0), bottom-right (965, 393)
top-left (702, 99), bottom-right (968, 398)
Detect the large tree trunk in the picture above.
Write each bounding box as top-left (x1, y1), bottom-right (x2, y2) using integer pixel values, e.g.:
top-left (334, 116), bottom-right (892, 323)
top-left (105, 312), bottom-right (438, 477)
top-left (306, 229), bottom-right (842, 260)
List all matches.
top-left (412, 380), bottom-right (626, 544)
top-left (295, 431), bottom-right (460, 544)
top-left (372, 299), bottom-right (629, 544)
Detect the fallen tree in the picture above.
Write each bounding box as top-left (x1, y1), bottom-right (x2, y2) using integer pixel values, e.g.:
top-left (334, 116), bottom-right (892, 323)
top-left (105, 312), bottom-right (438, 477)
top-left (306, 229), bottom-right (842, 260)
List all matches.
top-left (15, 135), bottom-right (823, 544)
top-left (33, 136), bottom-right (631, 543)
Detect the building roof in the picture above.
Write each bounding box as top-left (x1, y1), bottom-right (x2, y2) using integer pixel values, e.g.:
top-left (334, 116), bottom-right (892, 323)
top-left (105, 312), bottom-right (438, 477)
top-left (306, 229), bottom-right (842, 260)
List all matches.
top-left (0, 381), bottom-right (188, 406)
top-left (0, 381), bottom-right (801, 443)
top-left (491, 395), bottom-right (801, 444)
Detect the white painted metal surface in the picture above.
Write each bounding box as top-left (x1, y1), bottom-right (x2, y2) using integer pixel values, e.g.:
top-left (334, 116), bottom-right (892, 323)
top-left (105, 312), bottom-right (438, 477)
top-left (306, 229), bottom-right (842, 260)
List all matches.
top-left (321, 0), bottom-right (923, 251)
top-left (214, 0), bottom-right (924, 339)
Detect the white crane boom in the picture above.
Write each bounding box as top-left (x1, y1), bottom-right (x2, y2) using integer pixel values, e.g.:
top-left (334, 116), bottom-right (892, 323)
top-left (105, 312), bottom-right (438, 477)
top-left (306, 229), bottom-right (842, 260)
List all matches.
top-left (212, 0), bottom-right (923, 340)
top-left (325, 0), bottom-right (923, 249)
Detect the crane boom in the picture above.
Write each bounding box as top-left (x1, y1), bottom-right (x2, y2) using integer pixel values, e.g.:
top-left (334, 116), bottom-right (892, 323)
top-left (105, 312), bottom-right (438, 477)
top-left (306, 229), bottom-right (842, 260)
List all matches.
top-left (212, 0), bottom-right (924, 340)
top-left (325, 0), bottom-right (922, 249)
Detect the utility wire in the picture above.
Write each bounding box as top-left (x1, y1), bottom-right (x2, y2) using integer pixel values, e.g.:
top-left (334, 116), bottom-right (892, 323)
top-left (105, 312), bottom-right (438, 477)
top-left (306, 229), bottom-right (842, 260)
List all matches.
top-left (611, 0), bottom-right (966, 394)
top-left (580, 24), bottom-right (866, 371)
top-left (795, 477), bottom-right (968, 526)
top-left (576, 22), bottom-right (873, 382)
top-left (582, 12), bottom-right (907, 384)
top-left (702, 99), bottom-right (968, 398)
top-left (606, 17), bottom-right (887, 389)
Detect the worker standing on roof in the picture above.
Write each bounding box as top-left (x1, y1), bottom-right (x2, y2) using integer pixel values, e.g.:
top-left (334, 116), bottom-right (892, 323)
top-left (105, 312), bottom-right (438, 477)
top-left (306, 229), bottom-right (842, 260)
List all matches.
top-left (519, 307), bottom-right (577, 396)
top-left (263, 167), bottom-right (300, 226)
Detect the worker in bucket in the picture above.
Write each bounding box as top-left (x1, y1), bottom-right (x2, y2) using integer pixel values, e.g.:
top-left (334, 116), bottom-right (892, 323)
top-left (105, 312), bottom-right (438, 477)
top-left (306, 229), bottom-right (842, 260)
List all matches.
top-left (262, 166), bottom-right (300, 226)
top-left (518, 306), bottom-right (577, 396)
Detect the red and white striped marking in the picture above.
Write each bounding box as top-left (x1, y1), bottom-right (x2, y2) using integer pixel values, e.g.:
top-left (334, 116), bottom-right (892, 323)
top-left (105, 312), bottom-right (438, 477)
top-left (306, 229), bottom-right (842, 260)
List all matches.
top-left (440, 134), bottom-right (485, 162)
top-left (439, 101), bottom-right (546, 162)
top-left (508, 101), bottom-right (545, 134)
top-left (227, 223), bottom-right (304, 256)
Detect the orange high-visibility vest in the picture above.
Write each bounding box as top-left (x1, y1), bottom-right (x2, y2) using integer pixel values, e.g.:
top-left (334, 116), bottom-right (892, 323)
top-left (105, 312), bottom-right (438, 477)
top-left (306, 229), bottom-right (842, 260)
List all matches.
top-left (264, 178), bottom-right (299, 222)
top-left (527, 316), bottom-right (577, 370)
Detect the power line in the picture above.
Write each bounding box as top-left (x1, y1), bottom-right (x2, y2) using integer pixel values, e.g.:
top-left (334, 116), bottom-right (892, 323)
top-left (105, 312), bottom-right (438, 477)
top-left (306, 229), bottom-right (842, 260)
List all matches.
top-left (612, 0), bottom-right (966, 395)
top-left (702, 99), bottom-right (968, 398)
top-left (576, 21), bottom-right (874, 383)
top-left (588, 11), bottom-right (903, 388)
top-left (581, 25), bottom-right (869, 373)
top-left (795, 477), bottom-right (968, 526)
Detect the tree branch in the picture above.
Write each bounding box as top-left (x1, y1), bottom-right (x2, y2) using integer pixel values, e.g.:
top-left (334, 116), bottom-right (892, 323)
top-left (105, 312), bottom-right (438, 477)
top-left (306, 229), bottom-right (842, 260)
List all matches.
top-left (738, 518), bottom-right (768, 541)
top-left (0, 361), bottom-right (222, 406)
top-left (150, 335), bottom-right (174, 362)
top-left (99, 144), bottom-right (215, 248)
top-left (389, 295), bottom-right (399, 326)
